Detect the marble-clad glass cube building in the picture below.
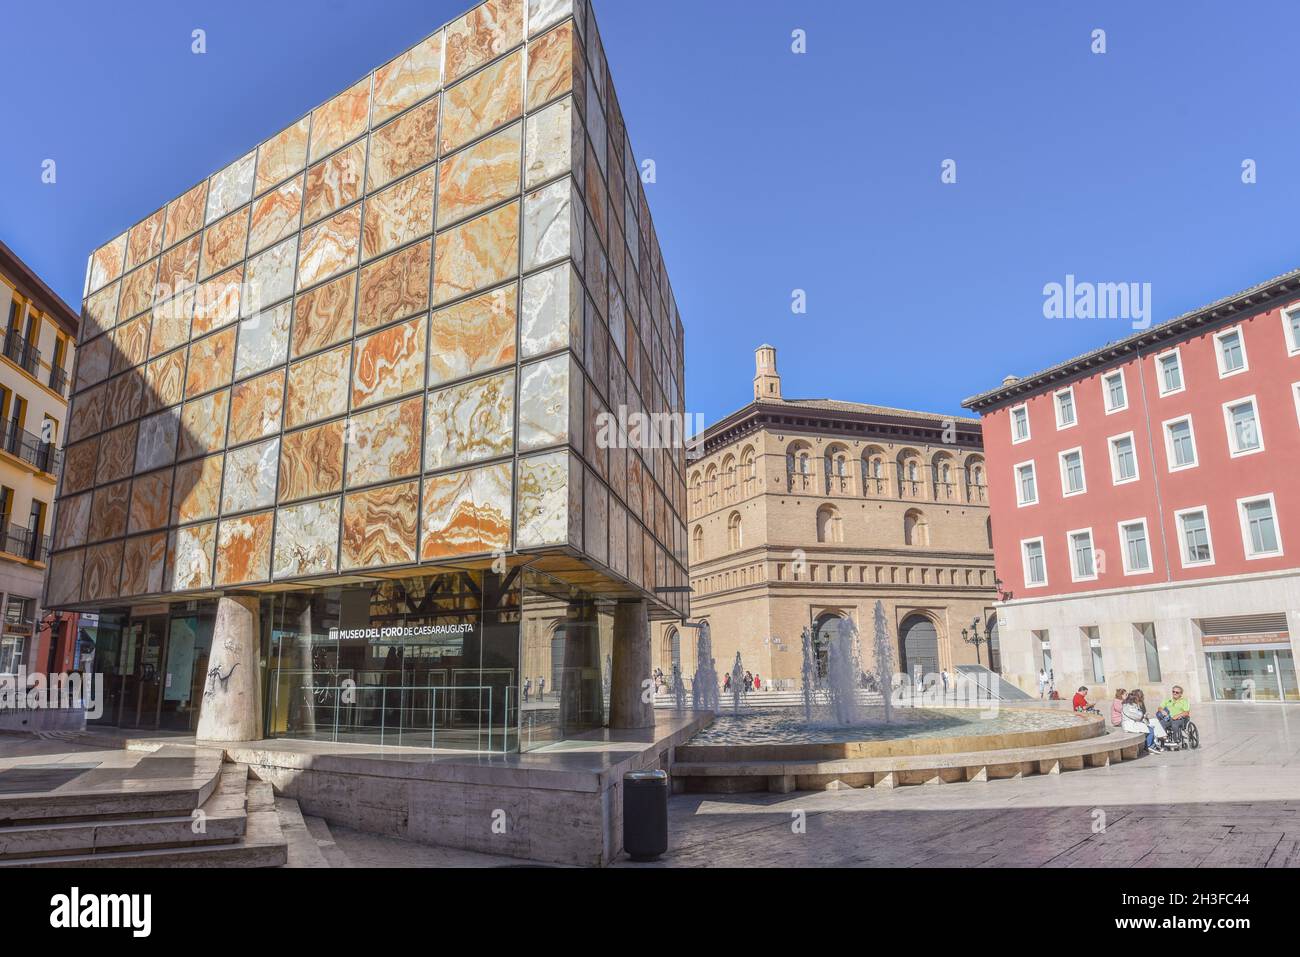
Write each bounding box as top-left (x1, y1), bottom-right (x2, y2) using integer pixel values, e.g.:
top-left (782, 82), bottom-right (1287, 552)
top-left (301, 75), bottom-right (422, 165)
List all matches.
top-left (48, 0), bottom-right (688, 751)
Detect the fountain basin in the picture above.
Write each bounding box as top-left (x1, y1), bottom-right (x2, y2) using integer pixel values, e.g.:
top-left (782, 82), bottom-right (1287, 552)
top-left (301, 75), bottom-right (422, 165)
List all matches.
top-left (669, 707), bottom-right (1136, 794)
top-left (677, 706), bottom-right (1100, 763)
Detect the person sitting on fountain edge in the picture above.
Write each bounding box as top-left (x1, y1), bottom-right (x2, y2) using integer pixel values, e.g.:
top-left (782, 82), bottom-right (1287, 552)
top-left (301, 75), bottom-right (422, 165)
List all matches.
top-left (1072, 686), bottom-right (1099, 714)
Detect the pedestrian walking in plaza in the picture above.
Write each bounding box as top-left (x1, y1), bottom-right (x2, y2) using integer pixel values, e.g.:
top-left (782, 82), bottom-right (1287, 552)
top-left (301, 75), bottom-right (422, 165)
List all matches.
top-left (1038, 668), bottom-right (1048, 698)
top-left (524, 678), bottom-right (531, 703)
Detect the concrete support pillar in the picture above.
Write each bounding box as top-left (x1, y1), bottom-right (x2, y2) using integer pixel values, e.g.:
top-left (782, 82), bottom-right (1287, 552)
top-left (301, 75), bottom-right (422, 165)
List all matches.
top-left (609, 598), bottom-right (653, 730)
top-left (196, 595), bottom-right (263, 742)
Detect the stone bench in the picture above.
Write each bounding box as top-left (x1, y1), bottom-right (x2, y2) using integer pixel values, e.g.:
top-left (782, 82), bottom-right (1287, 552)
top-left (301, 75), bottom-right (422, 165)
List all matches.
top-left (670, 730), bottom-right (1149, 794)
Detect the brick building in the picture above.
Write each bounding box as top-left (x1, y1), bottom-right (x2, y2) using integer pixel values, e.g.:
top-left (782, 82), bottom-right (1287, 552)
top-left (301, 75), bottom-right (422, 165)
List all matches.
top-left (655, 345), bottom-right (997, 688)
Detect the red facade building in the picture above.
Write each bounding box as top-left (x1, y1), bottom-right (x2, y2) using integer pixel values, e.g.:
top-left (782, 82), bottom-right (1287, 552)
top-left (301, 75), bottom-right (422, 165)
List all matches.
top-left (964, 269), bottom-right (1300, 703)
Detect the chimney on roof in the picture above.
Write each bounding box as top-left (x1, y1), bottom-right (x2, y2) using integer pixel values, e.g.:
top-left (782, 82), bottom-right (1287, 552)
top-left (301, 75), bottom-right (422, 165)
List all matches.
top-left (1001, 374), bottom-right (1020, 386)
top-left (754, 344), bottom-right (781, 401)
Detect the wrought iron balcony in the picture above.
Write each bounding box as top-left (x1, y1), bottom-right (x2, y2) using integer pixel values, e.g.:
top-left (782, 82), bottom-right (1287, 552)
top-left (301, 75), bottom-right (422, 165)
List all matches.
top-left (0, 420), bottom-right (60, 476)
top-left (1, 332), bottom-right (41, 377)
top-left (2, 523), bottom-right (50, 564)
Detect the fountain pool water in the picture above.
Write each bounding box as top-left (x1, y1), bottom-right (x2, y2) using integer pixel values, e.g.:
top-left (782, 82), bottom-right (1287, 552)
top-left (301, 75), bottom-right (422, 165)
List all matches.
top-left (686, 704), bottom-right (1087, 747)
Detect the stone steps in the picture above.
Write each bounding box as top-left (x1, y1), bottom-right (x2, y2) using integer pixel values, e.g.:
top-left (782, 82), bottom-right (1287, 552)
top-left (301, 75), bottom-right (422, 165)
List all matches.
top-left (303, 815), bottom-right (353, 868)
top-left (0, 756), bottom-right (305, 868)
top-left (0, 745), bottom-right (224, 826)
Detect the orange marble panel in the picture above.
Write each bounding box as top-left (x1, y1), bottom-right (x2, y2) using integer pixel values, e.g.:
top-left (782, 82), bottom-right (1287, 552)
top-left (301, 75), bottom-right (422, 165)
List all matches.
top-left (341, 480), bottom-right (418, 569)
top-left (47, 550), bottom-right (85, 606)
top-left (149, 288), bottom-right (194, 359)
top-left (62, 439), bottom-right (100, 495)
top-left (366, 97), bottom-right (439, 193)
top-left (291, 271), bottom-right (356, 358)
top-left (129, 468), bottom-right (174, 534)
top-left (110, 313), bottom-right (151, 374)
top-left (285, 345), bottom-right (350, 429)
top-left (228, 369), bottom-right (285, 446)
top-left (249, 175), bottom-right (303, 254)
top-left (427, 283), bottom-right (516, 385)
top-left (345, 396), bottom-right (422, 488)
top-left (256, 116), bottom-right (310, 194)
top-left (297, 206), bottom-right (362, 289)
top-left (440, 50), bottom-right (522, 155)
top-left (164, 182), bottom-right (208, 251)
top-left (102, 372), bottom-right (144, 430)
top-left (278, 420), bottom-right (345, 502)
top-left (75, 329), bottom-right (113, 391)
top-left (184, 327), bottom-right (236, 399)
top-left (356, 240), bottom-right (430, 333)
top-left (525, 20), bottom-right (575, 111)
top-left (351, 315), bottom-right (426, 409)
top-left (157, 235), bottom-right (200, 301)
top-left (170, 522), bottom-right (216, 591)
top-left (419, 462), bottom-right (512, 559)
top-left (96, 423), bottom-right (138, 485)
top-left (436, 122), bottom-right (521, 229)
top-left (372, 33), bottom-right (443, 126)
top-left (444, 0), bottom-right (523, 84)
top-left (82, 541), bottom-right (125, 602)
top-left (117, 262), bottom-right (157, 323)
top-left (192, 265), bottom-right (243, 336)
top-left (177, 389), bottom-right (230, 460)
top-left (199, 207), bottom-right (249, 281)
top-left (172, 454), bottom-right (223, 524)
top-left (126, 209), bottom-right (165, 270)
top-left (144, 349), bottom-right (187, 413)
top-left (309, 77), bottom-right (371, 163)
top-left (361, 167), bottom-right (435, 261)
top-left (88, 480), bottom-right (130, 542)
top-left (304, 141), bottom-right (365, 226)
top-left (432, 201), bottom-right (519, 305)
top-left (69, 384), bottom-right (105, 442)
top-left (82, 282), bottom-right (120, 342)
top-left (53, 491), bottom-right (92, 551)
top-left (120, 532), bottom-right (167, 596)
top-left (88, 234), bottom-right (127, 293)
top-left (215, 512), bottom-right (273, 586)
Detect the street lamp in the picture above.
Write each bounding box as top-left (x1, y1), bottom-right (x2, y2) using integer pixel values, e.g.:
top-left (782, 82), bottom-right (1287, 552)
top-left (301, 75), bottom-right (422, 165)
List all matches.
top-left (961, 616), bottom-right (991, 668)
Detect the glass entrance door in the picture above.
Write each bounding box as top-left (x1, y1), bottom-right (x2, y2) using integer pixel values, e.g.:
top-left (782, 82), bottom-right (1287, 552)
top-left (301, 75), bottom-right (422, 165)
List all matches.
top-left (1206, 648), bottom-right (1298, 701)
top-left (117, 616), bottom-right (167, 728)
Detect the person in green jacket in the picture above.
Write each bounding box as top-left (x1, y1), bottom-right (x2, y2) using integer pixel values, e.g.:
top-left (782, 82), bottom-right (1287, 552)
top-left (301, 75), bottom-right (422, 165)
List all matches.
top-left (1156, 686), bottom-right (1191, 745)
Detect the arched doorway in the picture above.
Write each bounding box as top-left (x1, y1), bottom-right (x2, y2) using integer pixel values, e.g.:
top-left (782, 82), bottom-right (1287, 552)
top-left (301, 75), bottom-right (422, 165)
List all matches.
top-left (668, 627), bottom-right (682, 678)
top-left (899, 615), bottom-right (939, 681)
top-left (986, 615), bottom-right (1000, 674)
top-left (811, 612), bottom-right (844, 679)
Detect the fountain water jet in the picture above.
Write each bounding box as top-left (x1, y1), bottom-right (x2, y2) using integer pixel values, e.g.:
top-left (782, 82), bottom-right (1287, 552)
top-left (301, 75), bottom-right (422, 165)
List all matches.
top-left (730, 652), bottom-right (745, 714)
top-left (692, 621), bottom-right (719, 713)
top-left (671, 661), bottom-right (685, 713)
top-left (872, 600), bottom-right (895, 724)
top-left (799, 625), bottom-right (816, 722)
top-left (826, 618), bottom-right (862, 725)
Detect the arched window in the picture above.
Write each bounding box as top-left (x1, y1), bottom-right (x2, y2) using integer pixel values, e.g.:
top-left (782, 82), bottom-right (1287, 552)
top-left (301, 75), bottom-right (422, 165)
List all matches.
top-left (721, 454), bottom-right (737, 504)
top-left (691, 525), bottom-right (703, 562)
top-left (727, 511), bottom-right (742, 551)
top-left (904, 508), bottom-right (929, 547)
top-left (816, 504), bottom-right (843, 543)
top-left (705, 465), bottom-right (718, 508)
top-left (688, 472), bottom-right (702, 515)
top-left (740, 446), bottom-right (756, 496)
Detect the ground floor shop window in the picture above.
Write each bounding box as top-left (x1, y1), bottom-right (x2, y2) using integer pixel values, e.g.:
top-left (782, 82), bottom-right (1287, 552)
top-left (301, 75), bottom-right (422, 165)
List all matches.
top-left (1206, 649), bottom-right (1299, 702)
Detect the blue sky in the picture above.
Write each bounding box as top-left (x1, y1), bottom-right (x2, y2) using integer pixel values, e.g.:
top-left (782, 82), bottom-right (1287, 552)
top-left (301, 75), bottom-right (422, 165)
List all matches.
top-left (4, 0), bottom-right (1300, 424)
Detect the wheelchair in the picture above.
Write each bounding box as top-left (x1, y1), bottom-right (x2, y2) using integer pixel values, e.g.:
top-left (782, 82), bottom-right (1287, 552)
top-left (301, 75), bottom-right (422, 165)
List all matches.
top-left (1160, 717), bottom-right (1200, 751)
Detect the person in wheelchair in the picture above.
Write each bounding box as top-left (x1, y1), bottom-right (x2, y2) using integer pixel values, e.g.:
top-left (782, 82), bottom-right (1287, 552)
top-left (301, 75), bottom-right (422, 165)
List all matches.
top-left (1156, 686), bottom-right (1192, 747)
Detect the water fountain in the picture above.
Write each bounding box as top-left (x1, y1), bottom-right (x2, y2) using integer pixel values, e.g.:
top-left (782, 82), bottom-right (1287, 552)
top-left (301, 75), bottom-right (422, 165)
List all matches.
top-left (871, 600), bottom-right (895, 724)
top-left (692, 621), bottom-right (719, 713)
top-left (671, 660), bottom-right (685, 713)
top-left (730, 652), bottom-right (745, 714)
top-left (799, 625), bottom-right (816, 722)
top-left (823, 618), bottom-right (860, 725)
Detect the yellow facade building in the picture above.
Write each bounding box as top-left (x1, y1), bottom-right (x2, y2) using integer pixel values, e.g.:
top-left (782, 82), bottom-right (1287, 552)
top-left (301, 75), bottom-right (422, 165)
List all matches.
top-left (0, 240), bottom-right (78, 674)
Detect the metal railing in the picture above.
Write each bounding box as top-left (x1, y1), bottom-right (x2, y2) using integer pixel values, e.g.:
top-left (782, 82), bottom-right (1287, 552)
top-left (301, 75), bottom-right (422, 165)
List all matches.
top-left (1, 333), bottom-right (41, 377)
top-left (274, 675), bottom-right (513, 752)
top-left (0, 420), bottom-right (60, 476)
top-left (2, 523), bottom-right (51, 563)
top-left (49, 365), bottom-right (68, 396)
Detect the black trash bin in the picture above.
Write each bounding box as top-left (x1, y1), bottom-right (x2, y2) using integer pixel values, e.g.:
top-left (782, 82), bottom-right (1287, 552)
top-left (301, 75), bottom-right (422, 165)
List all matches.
top-left (622, 768), bottom-right (669, 861)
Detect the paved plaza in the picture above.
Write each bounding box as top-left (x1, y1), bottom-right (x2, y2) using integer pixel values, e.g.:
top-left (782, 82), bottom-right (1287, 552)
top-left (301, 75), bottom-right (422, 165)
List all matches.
top-left (616, 701), bottom-right (1300, 868)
